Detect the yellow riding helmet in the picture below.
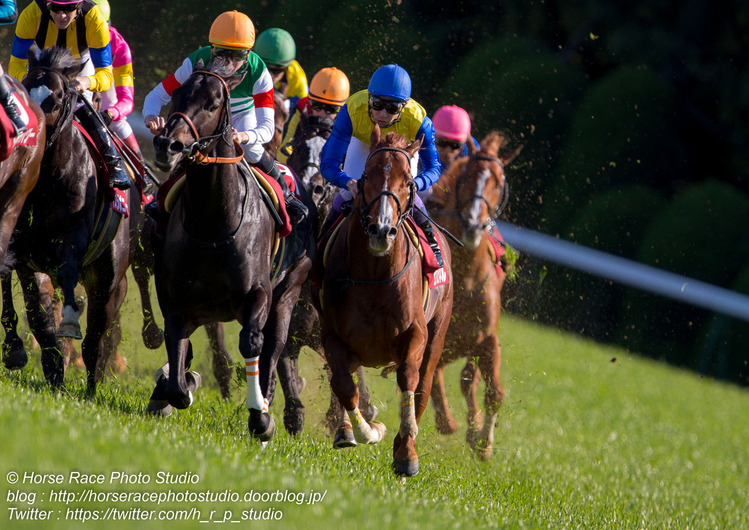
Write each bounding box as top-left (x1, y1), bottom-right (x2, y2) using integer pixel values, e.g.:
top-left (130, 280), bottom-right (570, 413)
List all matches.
top-left (309, 67), bottom-right (350, 106)
top-left (209, 11), bottom-right (255, 50)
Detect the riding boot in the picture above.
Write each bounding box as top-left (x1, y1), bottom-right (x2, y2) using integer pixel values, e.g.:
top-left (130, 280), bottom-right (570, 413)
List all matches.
top-left (255, 151), bottom-right (308, 224)
top-left (417, 218), bottom-right (444, 268)
top-left (75, 104), bottom-right (132, 190)
top-left (0, 75), bottom-right (27, 136)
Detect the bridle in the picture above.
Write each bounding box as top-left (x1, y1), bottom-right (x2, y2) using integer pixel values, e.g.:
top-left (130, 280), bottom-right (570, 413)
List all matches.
top-left (354, 146), bottom-right (417, 231)
top-left (454, 154), bottom-right (510, 232)
top-left (26, 66), bottom-right (77, 151)
top-left (161, 70), bottom-right (243, 165)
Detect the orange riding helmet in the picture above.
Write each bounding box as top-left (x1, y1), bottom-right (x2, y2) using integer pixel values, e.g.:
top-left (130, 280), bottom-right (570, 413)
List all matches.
top-left (209, 11), bottom-right (255, 50)
top-left (309, 67), bottom-right (350, 106)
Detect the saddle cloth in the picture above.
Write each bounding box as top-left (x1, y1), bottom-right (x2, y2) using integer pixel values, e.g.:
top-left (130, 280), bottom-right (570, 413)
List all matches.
top-left (72, 121), bottom-right (129, 218)
top-left (408, 219), bottom-right (449, 288)
top-left (0, 93), bottom-right (40, 162)
top-left (487, 226), bottom-right (507, 277)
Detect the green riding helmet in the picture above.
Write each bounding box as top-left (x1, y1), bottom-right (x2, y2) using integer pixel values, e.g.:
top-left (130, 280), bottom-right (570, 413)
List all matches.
top-left (254, 28), bottom-right (296, 67)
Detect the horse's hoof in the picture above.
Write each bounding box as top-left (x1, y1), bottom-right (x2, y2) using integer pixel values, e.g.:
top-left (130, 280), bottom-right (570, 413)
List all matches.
top-left (142, 324), bottom-right (165, 350)
top-left (392, 458), bottom-right (419, 477)
top-left (186, 371), bottom-right (202, 392)
top-left (146, 399), bottom-right (173, 417)
top-left (436, 416), bottom-right (459, 435)
top-left (362, 404), bottom-right (379, 423)
top-left (154, 364), bottom-right (169, 383)
top-left (248, 410), bottom-right (276, 442)
top-left (283, 398), bottom-right (305, 436)
top-left (333, 426), bottom-right (356, 448)
top-left (367, 421), bottom-right (387, 444)
top-left (3, 348), bottom-right (28, 370)
top-left (56, 324), bottom-right (82, 339)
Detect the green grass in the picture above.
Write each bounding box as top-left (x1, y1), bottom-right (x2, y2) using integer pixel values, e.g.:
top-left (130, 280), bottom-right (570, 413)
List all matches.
top-left (1, 271), bottom-right (747, 529)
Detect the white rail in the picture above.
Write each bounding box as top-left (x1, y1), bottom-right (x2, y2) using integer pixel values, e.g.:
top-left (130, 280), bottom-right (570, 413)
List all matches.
top-left (495, 221), bottom-right (749, 322)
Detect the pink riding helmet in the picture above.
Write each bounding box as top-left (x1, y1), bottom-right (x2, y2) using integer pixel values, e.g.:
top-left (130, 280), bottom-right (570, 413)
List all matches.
top-left (47, 1), bottom-right (83, 3)
top-left (432, 105), bottom-right (471, 142)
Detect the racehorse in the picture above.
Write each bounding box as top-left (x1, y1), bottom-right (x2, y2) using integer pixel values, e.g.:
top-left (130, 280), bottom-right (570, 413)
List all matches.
top-left (146, 59), bottom-right (314, 442)
top-left (2, 47), bottom-right (130, 389)
top-left (425, 131), bottom-right (522, 460)
top-left (313, 128), bottom-right (453, 476)
top-left (0, 76), bottom-right (46, 369)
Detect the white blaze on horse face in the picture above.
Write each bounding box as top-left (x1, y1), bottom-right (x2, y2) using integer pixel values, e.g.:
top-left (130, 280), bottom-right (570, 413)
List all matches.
top-left (469, 168), bottom-right (491, 225)
top-left (376, 162), bottom-right (396, 226)
top-left (28, 85), bottom-right (53, 107)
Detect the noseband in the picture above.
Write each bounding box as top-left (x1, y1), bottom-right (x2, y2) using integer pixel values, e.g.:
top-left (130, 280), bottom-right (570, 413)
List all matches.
top-left (355, 146), bottom-right (417, 229)
top-left (26, 66), bottom-right (77, 150)
top-left (161, 70), bottom-right (243, 165)
top-left (455, 154), bottom-right (510, 232)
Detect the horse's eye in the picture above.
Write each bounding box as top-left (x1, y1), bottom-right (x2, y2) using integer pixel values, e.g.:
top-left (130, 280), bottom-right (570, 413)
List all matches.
top-left (208, 104), bottom-right (220, 112)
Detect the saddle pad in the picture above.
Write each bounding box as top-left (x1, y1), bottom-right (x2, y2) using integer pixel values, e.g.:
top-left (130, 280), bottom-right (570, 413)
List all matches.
top-left (251, 167), bottom-right (292, 238)
top-left (110, 188), bottom-right (129, 217)
top-left (408, 220), bottom-right (449, 289)
top-left (487, 227), bottom-right (506, 277)
top-left (276, 162), bottom-right (298, 194)
top-left (0, 92), bottom-right (40, 161)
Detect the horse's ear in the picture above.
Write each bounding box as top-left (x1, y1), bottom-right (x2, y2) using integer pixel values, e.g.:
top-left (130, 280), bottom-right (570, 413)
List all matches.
top-left (407, 134), bottom-right (424, 157)
top-left (501, 143), bottom-right (524, 166)
top-left (370, 124), bottom-right (381, 149)
top-left (61, 60), bottom-right (85, 82)
top-left (467, 138), bottom-right (478, 156)
top-left (195, 59), bottom-right (205, 71)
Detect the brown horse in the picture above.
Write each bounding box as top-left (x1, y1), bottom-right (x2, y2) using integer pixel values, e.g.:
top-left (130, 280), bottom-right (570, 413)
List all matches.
top-left (426, 131), bottom-right (522, 460)
top-left (313, 128), bottom-right (453, 476)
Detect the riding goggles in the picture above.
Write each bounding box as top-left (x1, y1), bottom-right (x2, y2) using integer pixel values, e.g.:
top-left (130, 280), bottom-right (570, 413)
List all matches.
top-left (211, 47), bottom-right (250, 61)
top-left (435, 138), bottom-right (463, 150)
top-left (309, 99), bottom-right (342, 115)
top-left (47, 2), bottom-right (81, 13)
top-left (369, 96), bottom-right (406, 115)
top-left (266, 65), bottom-right (287, 77)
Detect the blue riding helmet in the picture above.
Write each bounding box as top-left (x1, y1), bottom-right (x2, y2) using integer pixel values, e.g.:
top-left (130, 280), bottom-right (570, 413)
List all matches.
top-left (367, 64), bottom-right (411, 102)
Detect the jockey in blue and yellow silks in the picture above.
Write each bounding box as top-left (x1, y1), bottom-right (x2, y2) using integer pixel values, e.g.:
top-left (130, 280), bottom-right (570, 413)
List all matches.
top-left (319, 64), bottom-right (444, 266)
top-left (9, 0), bottom-right (131, 189)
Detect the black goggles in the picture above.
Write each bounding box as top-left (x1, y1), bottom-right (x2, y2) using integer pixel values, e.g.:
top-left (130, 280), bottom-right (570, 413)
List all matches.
top-left (435, 138), bottom-right (463, 150)
top-left (47, 2), bottom-right (81, 13)
top-left (211, 47), bottom-right (250, 61)
top-left (267, 65), bottom-right (286, 76)
top-left (309, 100), bottom-right (341, 114)
top-left (369, 96), bottom-right (405, 115)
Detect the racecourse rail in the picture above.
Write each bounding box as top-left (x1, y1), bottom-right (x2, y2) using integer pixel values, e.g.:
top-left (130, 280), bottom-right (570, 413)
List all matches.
top-left (495, 221), bottom-right (749, 323)
top-left (130, 113), bottom-right (749, 322)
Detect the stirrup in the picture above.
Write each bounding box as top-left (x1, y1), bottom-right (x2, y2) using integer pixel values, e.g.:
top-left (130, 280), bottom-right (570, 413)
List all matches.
top-left (285, 194), bottom-right (308, 224)
top-left (109, 166), bottom-right (132, 190)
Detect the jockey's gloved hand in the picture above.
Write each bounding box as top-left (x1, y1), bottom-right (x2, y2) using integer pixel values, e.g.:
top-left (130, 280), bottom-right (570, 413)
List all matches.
top-left (101, 110), bottom-right (113, 126)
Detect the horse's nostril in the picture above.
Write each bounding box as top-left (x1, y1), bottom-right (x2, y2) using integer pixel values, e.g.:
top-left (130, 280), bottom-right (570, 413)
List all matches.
top-left (313, 185), bottom-right (324, 195)
top-left (366, 224), bottom-right (379, 237)
top-left (387, 227), bottom-right (398, 238)
top-left (170, 141), bottom-right (184, 154)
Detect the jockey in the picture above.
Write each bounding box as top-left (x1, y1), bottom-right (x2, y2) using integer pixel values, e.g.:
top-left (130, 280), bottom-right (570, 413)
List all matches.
top-left (276, 66), bottom-right (349, 165)
top-left (432, 105), bottom-right (480, 170)
top-left (253, 27), bottom-right (308, 112)
top-left (92, 0), bottom-right (143, 159)
top-left (0, 0), bottom-right (27, 136)
top-left (9, 0), bottom-right (131, 190)
top-left (143, 10), bottom-right (308, 224)
top-left (319, 64), bottom-right (444, 266)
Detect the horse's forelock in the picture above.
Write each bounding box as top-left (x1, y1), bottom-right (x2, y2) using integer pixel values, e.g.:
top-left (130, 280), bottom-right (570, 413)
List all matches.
top-left (479, 131), bottom-right (503, 157)
top-left (376, 131), bottom-right (409, 150)
top-left (37, 46), bottom-right (80, 71)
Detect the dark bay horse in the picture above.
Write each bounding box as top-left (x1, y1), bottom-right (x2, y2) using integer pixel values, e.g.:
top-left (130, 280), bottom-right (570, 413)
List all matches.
top-left (426, 131), bottom-right (522, 460)
top-left (313, 128), bottom-right (453, 476)
top-left (147, 60), bottom-right (314, 442)
top-left (2, 47), bottom-right (130, 389)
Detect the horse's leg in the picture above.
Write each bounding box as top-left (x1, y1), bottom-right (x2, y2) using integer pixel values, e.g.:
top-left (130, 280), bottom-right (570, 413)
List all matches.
top-left (55, 257), bottom-right (83, 340)
top-left (18, 269), bottom-right (64, 386)
top-left (431, 362), bottom-right (459, 434)
top-left (259, 260), bottom-right (310, 437)
top-left (473, 336), bottom-right (504, 460)
top-left (205, 322), bottom-right (233, 400)
top-left (131, 255), bottom-right (164, 350)
top-left (241, 284), bottom-right (274, 442)
top-left (163, 313), bottom-right (201, 410)
top-left (457, 357), bottom-right (480, 442)
top-left (326, 334), bottom-right (386, 448)
top-left (1, 272), bottom-right (28, 370)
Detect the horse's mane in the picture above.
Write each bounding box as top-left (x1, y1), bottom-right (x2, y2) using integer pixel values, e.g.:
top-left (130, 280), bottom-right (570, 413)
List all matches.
top-left (194, 58), bottom-right (245, 83)
top-left (36, 46), bottom-right (80, 70)
top-left (375, 131), bottom-right (410, 150)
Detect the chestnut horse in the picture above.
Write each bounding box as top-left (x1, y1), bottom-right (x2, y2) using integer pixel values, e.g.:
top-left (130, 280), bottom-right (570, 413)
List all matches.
top-left (426, 131), bottom-right (522, 460)
top-left (313, 129), bottom-right (453, 476)
top-left (147, 60), bottom-right (314, 442)
top-left (0, 76), bottom-right (45, 369)
top-left (2, 47), bottom-right (130, 389)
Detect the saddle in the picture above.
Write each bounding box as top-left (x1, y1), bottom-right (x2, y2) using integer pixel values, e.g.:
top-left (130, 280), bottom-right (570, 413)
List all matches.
top-left (0, 93), bottom-right (39, 162)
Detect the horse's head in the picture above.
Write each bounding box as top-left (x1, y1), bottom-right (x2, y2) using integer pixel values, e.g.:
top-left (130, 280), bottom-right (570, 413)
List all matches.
top-left (451, 131), bottom-right (520, 249)
top-left (356, 127), bottom-right (421, 256)
top-left (153, 59), bottom-right (245, 172)
top-left (23, 47), bottom-right (82, 128)
top-left (288, 113), bottom-right (334, 192)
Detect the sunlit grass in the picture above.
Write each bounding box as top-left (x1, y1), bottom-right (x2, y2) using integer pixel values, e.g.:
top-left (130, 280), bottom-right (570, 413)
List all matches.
top-left (1, 270), bottom-right (747, 528)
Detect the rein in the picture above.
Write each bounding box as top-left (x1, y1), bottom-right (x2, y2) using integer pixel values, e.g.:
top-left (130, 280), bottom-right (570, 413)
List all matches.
top-left (355, 146), bottom-right (416, 230)
top-left (163, 70), bottom-right (243, 165)
top-left (26, 66), bottom-right (77, 151)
